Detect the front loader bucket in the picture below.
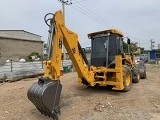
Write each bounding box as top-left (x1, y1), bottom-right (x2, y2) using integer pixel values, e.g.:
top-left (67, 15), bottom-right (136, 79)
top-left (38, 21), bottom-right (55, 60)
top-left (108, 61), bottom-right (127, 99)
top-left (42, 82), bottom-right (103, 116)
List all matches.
top-left (27, 78), bottom-right (62, 120)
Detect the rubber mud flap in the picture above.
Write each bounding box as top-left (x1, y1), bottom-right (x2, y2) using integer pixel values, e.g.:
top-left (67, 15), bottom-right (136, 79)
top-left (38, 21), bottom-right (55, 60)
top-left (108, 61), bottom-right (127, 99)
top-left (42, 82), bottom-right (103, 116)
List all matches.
top-left (27, 78), bottom-right (62, 120)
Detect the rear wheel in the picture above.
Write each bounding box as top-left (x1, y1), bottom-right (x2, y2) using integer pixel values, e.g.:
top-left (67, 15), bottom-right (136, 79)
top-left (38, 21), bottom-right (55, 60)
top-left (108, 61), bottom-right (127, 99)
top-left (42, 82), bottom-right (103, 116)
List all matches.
top-left (142, 70), bottom-right (147, 79)
top-left (132, 68), bottom-right (140, 83)
top-left (122, 66), bottom-right (132, 92)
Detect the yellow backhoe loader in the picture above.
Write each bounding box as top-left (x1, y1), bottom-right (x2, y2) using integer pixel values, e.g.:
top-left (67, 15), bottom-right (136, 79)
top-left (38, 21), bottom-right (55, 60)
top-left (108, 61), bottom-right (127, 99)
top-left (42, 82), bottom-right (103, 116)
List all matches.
top-left (27, 10), bottom-right (142, 120)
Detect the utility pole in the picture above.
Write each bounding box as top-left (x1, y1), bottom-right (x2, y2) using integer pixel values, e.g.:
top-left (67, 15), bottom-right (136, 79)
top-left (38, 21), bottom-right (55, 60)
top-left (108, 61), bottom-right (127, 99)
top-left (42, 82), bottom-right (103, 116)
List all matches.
top-left (62, 0), bottom-right (65, 24)
top-left (62, 0), bottom-right (66, 60)
top-left (58, 0), bottom-right (72, 60)
top-left (151, 39), bottom-right (155, 50)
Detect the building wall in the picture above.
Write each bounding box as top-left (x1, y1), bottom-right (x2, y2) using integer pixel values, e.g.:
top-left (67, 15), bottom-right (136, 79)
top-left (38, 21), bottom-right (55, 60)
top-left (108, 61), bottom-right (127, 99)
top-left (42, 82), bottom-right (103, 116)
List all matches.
top-left (148, 50), bottom-right (160, 62)
top-left (149, 51), bottom-right (156, 61)
top-left (0, 30), bottom-right (41, 41)
top-left (0, 38), bottom-right (43, 64)
top-left (156, 50), bottom-right (160, 60)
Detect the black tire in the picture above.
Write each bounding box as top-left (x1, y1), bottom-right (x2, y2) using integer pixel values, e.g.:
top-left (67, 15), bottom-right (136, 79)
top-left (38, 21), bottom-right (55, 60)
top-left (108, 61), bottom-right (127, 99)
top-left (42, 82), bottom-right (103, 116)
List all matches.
top-left (132, 68), bottom-right (140, 83)
top-left (122, 66), bottom-right (132, 92)
top-left (142, 70), bottom-right (147, 79)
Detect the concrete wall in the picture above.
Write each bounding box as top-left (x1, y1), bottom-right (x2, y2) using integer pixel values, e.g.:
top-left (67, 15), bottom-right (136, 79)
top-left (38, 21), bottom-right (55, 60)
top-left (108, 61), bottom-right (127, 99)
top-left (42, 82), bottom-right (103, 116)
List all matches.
top-left (0, 60), bottom-right (73, 80)
top-left (0, 61), bottom-right (43, 79)
top-left (0, 38), bottom-right (43, 64)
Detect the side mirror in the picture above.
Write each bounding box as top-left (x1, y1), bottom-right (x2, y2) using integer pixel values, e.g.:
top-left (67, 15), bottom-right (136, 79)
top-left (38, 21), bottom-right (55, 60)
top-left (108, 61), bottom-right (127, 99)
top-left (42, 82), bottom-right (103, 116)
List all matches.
top-left (127, 38), bottom-right (130, 44)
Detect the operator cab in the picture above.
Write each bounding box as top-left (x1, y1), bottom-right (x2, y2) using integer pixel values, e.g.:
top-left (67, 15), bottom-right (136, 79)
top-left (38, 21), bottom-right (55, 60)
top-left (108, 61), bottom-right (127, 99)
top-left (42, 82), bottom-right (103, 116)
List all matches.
top-left (88, 29), bottom-right (124, 67)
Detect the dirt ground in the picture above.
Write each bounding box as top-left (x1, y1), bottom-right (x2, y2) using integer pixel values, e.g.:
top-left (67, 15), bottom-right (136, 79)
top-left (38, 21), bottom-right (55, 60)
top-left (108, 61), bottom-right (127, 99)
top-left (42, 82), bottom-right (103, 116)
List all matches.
top-left (0, 64), bottom-right (160, 120)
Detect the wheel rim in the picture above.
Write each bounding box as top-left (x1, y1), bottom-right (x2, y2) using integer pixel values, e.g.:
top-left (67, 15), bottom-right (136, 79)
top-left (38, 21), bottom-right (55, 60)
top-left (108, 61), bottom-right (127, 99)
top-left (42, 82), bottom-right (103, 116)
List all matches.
top-left (125, 72), bottom-right (131, 86)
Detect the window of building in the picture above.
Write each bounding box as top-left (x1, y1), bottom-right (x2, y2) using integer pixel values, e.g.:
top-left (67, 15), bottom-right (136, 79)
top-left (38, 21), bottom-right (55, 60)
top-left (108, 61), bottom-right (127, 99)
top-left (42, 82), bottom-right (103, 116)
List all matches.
top-left (156, 51), bottom-right (160, 59)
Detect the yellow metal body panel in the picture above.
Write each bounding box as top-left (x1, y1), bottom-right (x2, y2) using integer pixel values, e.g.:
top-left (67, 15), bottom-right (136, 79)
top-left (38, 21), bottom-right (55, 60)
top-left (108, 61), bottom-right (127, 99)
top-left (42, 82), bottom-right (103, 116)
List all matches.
top-left (43, 10), bottom-right (92, 84)
top-left (43, 10), bottom-right (135, 91)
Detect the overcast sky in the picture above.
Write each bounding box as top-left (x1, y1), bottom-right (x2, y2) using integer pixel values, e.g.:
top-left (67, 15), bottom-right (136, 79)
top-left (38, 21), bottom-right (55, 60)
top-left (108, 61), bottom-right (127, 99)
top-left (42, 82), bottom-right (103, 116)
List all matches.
top-left (1, 0), bottom-right (160, 50)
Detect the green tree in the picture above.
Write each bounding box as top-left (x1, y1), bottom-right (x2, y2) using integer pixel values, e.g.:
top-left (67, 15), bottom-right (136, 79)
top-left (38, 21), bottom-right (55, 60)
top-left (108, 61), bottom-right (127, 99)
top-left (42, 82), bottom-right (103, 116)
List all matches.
top-left (123, 41), bottom-right (128, 53)
top-left (123, 41), bottom-right (137, 53)
top-left (140, 48), bottom-right (148, 54)
top-left (123, 41), bottom-right (148, 54)
top-left (129, 43), bottom-right (137, 53)
top-left (26, 52), bottom-right (41, 62)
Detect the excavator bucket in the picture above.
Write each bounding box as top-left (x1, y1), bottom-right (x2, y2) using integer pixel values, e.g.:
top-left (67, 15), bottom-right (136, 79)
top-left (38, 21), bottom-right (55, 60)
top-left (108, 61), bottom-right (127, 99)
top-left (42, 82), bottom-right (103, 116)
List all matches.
top-left (27, 77), bottom-right (62, 120)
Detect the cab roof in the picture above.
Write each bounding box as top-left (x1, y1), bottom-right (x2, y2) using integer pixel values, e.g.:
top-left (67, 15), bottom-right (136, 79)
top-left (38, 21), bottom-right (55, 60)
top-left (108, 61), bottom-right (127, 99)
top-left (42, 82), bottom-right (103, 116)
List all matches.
top-left (88, 29), bottom-right (123, 38)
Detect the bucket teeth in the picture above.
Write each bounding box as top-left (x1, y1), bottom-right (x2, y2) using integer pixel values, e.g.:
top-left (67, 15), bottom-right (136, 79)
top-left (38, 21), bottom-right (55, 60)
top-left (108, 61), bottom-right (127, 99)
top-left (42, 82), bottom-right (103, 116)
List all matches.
top-left (27, 78), bottom-right (62, 120)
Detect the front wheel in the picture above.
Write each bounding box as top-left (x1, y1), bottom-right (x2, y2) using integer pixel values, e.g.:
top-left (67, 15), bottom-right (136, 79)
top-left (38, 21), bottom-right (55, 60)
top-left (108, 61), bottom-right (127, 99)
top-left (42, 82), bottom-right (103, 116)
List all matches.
top-left (122, 66), bottom-right (132, 92)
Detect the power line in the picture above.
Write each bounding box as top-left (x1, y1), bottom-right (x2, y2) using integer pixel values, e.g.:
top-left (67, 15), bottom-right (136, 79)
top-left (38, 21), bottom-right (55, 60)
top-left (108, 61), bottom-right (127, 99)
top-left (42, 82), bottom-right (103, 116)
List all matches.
top-left (58, 0), bottom-right (149, 47)
top-left (71, 0), bottom-right (87, 4)
top-left (71, 1), bottom-right (149, 42)
top-left (70, 4), bottom-right (149, 47)
top-left (60, 0), bottom-right (121, 35)
top-left (125, 35), bottom-right (149, 41)
top-left (70, 5), bottom-right (110, 28)
top-left (81, 40), bottom-right (90, 46)
top-left (74, 1), bottom-right (116, 29)
top-left (72, 2), bottom-right (113, 28)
